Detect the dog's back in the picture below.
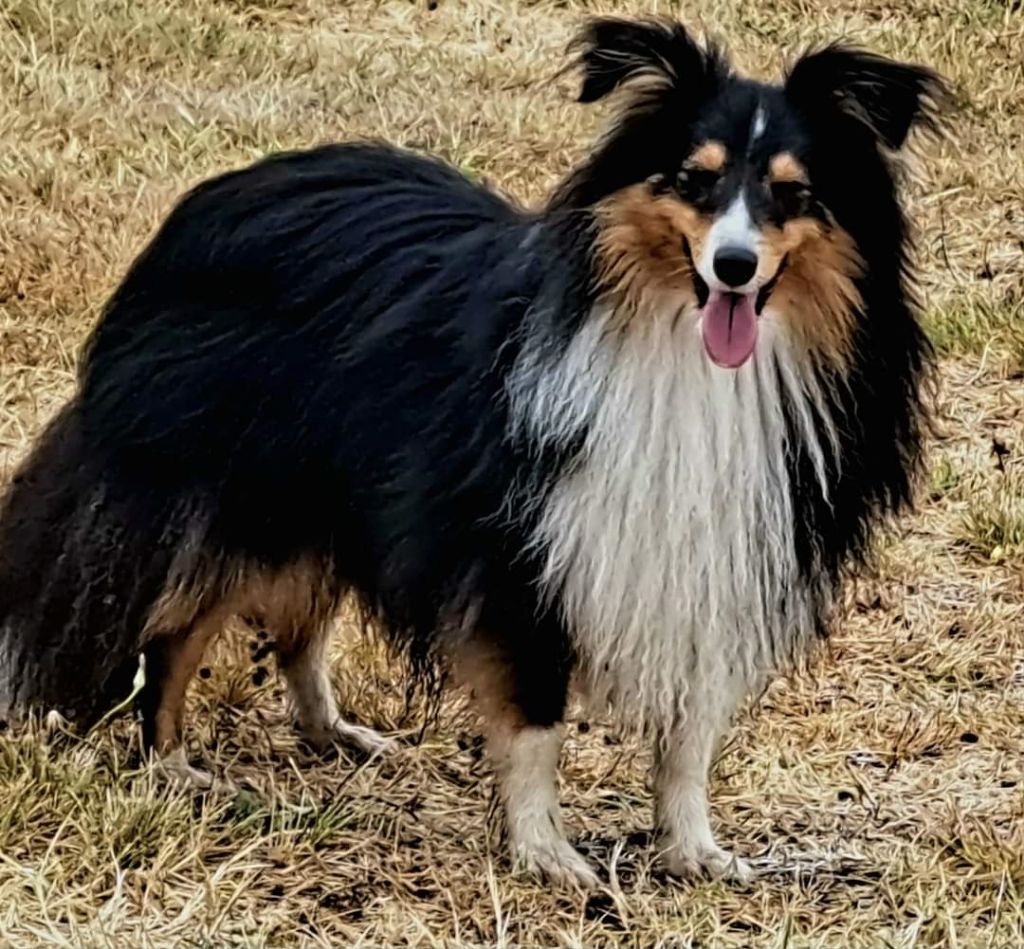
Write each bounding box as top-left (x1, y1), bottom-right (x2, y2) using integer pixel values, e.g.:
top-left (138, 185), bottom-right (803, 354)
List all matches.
top-left (0, 142), bottom-right (536, 728)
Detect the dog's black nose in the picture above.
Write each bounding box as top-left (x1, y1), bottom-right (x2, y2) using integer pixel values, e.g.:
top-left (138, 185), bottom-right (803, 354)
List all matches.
top-left (713, 246), bottom-right (758, 288)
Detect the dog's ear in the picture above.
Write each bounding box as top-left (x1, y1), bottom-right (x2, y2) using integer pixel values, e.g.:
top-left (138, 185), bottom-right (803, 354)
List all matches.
top-left (568, 17), bottom-right (721, 105)
top-left (785, 45), bottom-right (950, 149)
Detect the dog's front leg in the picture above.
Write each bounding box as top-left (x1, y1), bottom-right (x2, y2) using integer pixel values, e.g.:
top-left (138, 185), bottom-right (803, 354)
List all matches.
top-left (653, 707), bottom-right (752, 883)
top-left (450, 632), bottom-right (599, 889)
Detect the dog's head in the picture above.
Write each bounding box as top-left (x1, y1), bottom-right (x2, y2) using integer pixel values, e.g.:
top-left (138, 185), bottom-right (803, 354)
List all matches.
top-left (552, 18), bottom-right (949, 369)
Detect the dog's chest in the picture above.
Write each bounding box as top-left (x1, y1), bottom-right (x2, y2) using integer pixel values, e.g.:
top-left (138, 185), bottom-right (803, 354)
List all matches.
top-left (514, 309), bottom-right (826, 726)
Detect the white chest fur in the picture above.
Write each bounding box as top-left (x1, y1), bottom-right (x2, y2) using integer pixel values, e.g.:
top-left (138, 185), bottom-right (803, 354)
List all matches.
top-left (509, 303), bottom-right (836, 731)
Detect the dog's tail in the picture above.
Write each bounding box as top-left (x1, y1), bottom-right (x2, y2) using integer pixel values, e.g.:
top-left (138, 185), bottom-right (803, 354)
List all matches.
top-left (0, 404), bottom-right (174, 727)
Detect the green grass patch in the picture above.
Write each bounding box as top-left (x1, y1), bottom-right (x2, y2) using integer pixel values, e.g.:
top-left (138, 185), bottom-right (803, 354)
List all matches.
top-left (925, 298), bottom-right (1024, 370)
top-left (928, 454), bottom-right (962, 502)
top-left (958, 473), bottom-right (1024, 561)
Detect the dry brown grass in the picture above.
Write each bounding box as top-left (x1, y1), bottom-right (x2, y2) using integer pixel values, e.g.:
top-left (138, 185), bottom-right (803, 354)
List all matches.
top-left (1, 0), bottom-right (1023, 945)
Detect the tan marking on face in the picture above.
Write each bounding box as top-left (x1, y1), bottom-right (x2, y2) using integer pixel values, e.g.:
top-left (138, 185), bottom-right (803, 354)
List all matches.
top-left (595, 183), bottom-right (862, 366)
top-left (594, 184), bottom-right (708, 313)
top-left (768, 152), bottom-right (808, 184)
top-left (688, 140), bottom-right (727, 173)
top-left (762, 218), bottom-right (863, 367)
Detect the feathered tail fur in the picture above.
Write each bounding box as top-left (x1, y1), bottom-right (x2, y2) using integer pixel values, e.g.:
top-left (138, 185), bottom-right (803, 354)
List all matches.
top-left (0, 404), bottom-right (179, 725)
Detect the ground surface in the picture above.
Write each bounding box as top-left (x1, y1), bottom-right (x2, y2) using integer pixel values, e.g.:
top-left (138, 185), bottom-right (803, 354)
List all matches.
top-left (1, 0), bottom-right (1022, 946)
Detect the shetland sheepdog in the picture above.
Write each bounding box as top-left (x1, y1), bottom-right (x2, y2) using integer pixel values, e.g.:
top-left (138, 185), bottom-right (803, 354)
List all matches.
top-left (0, 18), bottom-right (947, 886)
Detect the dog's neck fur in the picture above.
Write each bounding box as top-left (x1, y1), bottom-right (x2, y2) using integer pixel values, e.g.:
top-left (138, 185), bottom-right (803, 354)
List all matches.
top-left (509, 298), bottom-right (837, 731)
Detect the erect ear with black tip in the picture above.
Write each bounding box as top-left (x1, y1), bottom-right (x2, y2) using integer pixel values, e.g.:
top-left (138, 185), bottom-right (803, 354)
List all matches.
top-left (568, 16), bottom-right (721, 105)
top-left (785, 45), bottom-right (951, 149)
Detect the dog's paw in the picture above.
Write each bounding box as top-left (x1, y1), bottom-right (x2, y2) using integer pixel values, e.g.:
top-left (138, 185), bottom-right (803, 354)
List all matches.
top-left (514, 838), bottom-right (602, 890)
top-left (302, 719), bottom-right (395, 759)
top-left (658, 840), bottom-right (754, 884)
top-left (155, 747), bottom-right (223, 791)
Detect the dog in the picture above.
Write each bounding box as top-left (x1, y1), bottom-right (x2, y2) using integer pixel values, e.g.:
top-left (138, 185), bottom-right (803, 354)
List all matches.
top-left (0, 18), bottom-right (947, 886)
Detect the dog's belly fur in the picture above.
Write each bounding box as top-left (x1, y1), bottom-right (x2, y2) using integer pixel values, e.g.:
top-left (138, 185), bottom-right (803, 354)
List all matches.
top-left (512, 302), bottom-right (834, 729)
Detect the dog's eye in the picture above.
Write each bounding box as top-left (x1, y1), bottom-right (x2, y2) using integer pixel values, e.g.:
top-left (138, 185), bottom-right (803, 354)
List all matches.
top-left (645, 173), bottom-right (672, 196)
top-left (676, 168), bottom-right (719, 201)
top-left (770, 180), bottom-right (811, 217)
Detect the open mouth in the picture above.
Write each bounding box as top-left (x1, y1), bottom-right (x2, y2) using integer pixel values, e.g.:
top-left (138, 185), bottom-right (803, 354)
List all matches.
top-left (700, 290), bottom-right (759, 368)
top-left (684, 243), bottom-right (788, 370)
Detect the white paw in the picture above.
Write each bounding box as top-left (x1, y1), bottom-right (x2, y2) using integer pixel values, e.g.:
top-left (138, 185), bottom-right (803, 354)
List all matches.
top-left (659, 840), bottom-right (754, 884)
top-left (155, 748), bottom-right (221, 791)
top-left (513, 838), bottom-right (601, 889)
top-left (303, 719), bottom-right (395, 758)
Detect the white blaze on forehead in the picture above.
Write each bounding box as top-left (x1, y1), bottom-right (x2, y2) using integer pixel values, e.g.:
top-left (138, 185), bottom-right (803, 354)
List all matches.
top-left (699, 193), bottom-right (761, 286)
top-left (751, 104), bottom-right (767, 142)
top-left (709, 194), bottom-right (759, 249)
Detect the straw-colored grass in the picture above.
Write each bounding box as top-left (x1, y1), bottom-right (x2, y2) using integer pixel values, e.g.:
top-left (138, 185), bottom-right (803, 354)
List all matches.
top-left (1, 0), bottom-right (1022, 946)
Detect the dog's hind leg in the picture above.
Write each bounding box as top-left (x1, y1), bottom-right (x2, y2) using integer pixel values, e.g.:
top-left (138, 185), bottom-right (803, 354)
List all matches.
top-left (139, 612), bottom-right (224, 789)
top-left (450, 632), bottom-right (599, 889)
top-left (277, 621), bottom-right (393, 758)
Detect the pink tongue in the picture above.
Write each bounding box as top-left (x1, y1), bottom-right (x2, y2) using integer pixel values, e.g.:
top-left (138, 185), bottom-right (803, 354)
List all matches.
top-left (701, 291), bottom-right (758, 368)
